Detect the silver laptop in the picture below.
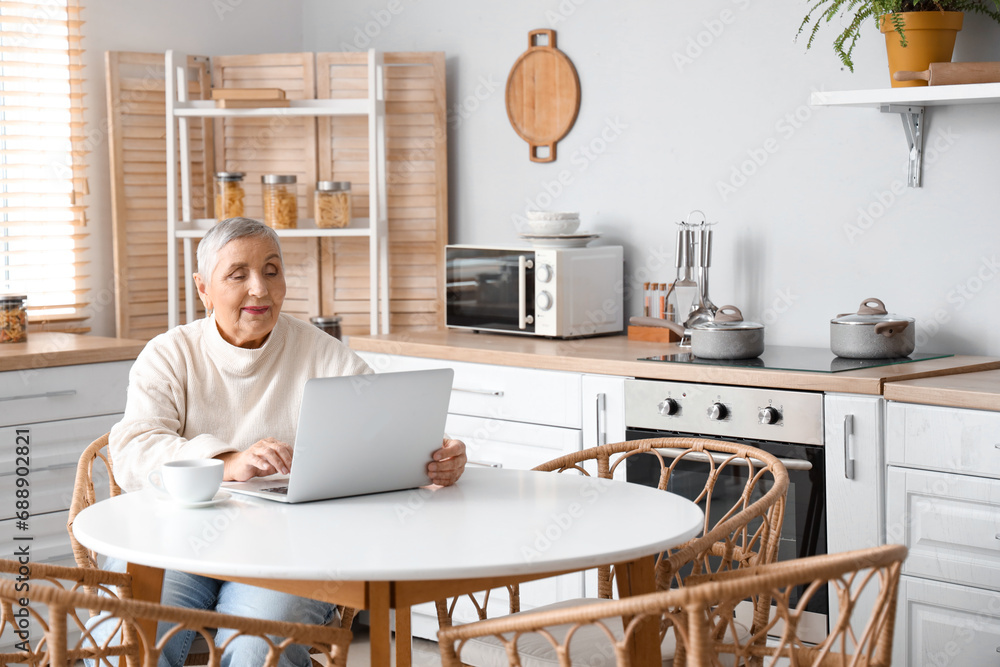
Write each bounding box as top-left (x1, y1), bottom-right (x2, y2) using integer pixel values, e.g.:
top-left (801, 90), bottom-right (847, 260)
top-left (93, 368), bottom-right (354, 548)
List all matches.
top-left (223, 368), bottom-right (454, 503)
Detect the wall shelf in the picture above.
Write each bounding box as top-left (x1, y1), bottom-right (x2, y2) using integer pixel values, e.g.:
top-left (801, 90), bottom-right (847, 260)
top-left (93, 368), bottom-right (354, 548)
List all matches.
top-left (811, 83), bottom-right (1000, 187)
top-left (164, 49), bottom-right (389, 333)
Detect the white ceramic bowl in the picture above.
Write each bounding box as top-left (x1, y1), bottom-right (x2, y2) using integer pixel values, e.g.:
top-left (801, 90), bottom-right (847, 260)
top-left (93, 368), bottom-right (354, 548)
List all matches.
top-left (526, 217), bottom-right (581, 235)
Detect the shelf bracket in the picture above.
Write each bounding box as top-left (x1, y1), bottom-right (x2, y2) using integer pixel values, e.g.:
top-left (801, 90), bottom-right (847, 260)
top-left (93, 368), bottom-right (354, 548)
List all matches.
top-left (879, 104), bottom-right (924, 188)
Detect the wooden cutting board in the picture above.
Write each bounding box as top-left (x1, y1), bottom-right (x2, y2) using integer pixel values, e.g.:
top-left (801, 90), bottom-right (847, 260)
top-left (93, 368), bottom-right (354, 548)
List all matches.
top-left (505, 29), bottom-right (581, 163)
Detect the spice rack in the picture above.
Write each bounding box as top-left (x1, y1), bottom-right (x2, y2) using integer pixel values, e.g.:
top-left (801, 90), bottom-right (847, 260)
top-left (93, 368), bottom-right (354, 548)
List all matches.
top-left (164, 49), bottom-right (389, 334)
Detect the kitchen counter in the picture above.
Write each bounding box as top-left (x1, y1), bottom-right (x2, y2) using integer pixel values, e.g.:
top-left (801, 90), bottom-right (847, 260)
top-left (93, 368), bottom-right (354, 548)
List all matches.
top-left (0, 332), bottom-right (146, 372)
top-left (349, 330), bottom-right (1000, 395)
top-left (883, 369), bottom-right (1000, 411)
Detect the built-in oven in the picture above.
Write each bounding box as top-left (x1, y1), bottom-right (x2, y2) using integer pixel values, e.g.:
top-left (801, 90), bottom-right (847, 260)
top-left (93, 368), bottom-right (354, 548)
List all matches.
top-left (624, 378), bottom-right (828, 642)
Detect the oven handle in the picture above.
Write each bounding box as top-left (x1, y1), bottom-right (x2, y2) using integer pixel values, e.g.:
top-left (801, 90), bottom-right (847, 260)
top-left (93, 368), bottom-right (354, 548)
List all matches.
top-left (653, 447), bottom-right (813, 472)
top-left (518, 255), bottom-right (528, 330)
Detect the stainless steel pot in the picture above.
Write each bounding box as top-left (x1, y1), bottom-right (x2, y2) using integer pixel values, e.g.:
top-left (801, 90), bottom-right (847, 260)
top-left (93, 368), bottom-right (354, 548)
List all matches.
top-left (830, 297), bottom-right (914, 359)
top-left (650, 305), bottom-right (764, 359)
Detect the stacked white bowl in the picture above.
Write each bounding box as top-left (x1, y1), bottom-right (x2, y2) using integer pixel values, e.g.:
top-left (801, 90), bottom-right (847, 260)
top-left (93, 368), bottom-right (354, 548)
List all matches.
top-left (526, 210), bottom-right (580, 235)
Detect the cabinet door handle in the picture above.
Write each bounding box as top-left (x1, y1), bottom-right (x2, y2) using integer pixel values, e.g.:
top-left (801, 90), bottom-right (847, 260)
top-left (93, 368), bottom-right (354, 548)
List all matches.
top-left (596, 393), bottom-right (607, 447)
top-left (844, 414), bottom-right (855, 480)
top-left (453, 387), bottom-right (504, 397)
top-left (0, 389), bottom-right (77, 403)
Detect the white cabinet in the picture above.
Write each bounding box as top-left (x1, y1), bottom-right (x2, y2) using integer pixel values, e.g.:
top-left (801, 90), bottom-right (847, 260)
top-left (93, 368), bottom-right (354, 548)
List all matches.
top-left (886, 400), bottom-right (1000, 665)
top-left (164, 49), bottom-right (388, 333)
top-left (0, 360), bottom-right (132, 651)
top-left (823, 393), bottom-right (885, 639)
top-left (355, 351), bottom-right (629, 638)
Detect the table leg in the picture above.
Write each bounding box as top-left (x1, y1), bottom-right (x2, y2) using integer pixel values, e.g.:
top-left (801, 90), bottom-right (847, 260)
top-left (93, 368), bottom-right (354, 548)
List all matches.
top-left (614, 556), bottom-right (658, 667)
top-left (395, 605), bottom-right (411, 667)
top-left (369, 582), bottom-right (392, 667)
top-left (125, 562), bottom-right (164, 665)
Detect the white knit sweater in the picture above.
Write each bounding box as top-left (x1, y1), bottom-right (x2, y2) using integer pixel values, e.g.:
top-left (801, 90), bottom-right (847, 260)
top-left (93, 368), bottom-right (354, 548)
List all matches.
top-left (109, 313), bottom-right (373, 492)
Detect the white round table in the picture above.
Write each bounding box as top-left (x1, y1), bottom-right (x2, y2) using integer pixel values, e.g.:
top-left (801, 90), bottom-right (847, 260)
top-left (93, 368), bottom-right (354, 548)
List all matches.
top-left (74, 467), bottom-right (703, 667)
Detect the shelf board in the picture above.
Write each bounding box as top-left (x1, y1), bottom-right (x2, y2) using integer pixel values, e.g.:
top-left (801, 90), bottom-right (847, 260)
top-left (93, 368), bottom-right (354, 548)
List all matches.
top-left (175, 218), bottom-right (373, 239)
top-left (811, 82), bottom-right (1000, 108)
top-left (173, 99), bottom-right (375, 118)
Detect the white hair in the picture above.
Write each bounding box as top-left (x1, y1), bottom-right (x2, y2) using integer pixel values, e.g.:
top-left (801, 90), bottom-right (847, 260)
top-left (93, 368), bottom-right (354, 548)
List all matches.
top-left (196, 217), bottom-right (282, 286)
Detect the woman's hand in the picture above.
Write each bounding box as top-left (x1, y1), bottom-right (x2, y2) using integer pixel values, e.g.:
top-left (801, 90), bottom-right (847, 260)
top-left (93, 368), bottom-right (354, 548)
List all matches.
top-left (215, 437), bottom-right (292, 481)
top-left (427, 438), bottom-right (467, 487)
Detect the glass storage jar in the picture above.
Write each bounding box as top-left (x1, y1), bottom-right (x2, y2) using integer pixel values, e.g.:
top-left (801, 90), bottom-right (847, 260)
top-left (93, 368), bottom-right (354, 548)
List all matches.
top-left (0, 294), bottom-right (27, 343)
top-left (310, 315), bottom-right (343, 340)
top-left (214, 171), bottom-right (245, 221)
top-left (314, 181), bottom-right (352, 229)
top-left (261, 174), bottom-right (298, 229)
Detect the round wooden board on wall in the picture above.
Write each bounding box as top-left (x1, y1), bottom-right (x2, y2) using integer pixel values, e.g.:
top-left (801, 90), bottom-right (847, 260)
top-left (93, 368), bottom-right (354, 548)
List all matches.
top-left (505, 29), bottom-right (581, 163)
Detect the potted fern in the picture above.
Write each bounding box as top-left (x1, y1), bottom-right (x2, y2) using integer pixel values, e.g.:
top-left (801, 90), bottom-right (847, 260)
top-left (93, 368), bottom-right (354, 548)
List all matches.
top-left (798, 0), bottom-right (1000, 87)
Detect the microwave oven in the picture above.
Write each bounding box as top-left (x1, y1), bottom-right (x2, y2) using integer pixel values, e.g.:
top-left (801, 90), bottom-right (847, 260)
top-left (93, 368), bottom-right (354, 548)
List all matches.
top-left (445, 244), bottom-right (624, 338)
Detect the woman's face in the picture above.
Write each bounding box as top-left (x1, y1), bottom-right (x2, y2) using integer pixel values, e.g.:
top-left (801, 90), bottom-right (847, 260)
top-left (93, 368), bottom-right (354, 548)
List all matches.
top-left (194, 236), bottom-right (286, 349)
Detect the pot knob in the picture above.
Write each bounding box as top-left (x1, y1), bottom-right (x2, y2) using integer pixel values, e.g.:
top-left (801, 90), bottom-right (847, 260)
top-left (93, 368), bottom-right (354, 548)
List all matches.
top-left (758, 406), bottom-right (781, 425)
top-left (658, 398), bottom-right (680, 416)
top-left (708, 402), bottom-right (728, 421)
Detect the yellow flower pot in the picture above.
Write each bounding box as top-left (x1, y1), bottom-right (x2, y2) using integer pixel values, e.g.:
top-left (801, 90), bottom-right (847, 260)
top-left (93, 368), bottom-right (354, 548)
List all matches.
top-left (881, 11), bottom-right (964, 87)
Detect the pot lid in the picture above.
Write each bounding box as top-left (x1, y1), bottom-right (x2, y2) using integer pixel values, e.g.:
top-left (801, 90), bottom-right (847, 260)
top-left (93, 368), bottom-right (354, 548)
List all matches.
top-left (831, 297), bottom-right (914, 325)
top-left (697, 305), bottom-right (763, 331)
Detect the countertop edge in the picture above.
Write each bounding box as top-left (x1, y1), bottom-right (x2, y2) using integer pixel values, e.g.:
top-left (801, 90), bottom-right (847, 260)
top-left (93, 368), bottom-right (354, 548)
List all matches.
top-left (0, 333), bottom-right (146, 372)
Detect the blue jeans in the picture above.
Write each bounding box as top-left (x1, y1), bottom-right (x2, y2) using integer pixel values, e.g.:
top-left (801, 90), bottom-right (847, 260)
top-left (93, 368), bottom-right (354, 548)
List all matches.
top-left (85, 557), bottom-right (335, 667)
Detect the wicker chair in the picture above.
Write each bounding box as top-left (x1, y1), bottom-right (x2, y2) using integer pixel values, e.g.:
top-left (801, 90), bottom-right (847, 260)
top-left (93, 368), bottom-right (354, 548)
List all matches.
top-left (439, 543), bottom-right (907, 667)
top-left (65, 433), bottom-right (357, 664)
top-left (0, 558), bottom-right (352, 667)
top-left (435, 437), bottom-right (789, 666)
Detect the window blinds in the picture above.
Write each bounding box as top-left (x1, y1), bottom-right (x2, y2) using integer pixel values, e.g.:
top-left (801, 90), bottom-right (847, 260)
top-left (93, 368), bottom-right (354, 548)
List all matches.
top-left (0, 0), bottom-right (89, 331)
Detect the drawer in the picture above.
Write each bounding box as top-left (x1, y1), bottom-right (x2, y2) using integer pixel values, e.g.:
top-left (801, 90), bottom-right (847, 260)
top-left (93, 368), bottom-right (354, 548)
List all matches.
top-left (896, 575), bottom-right (1000, 667)
top-left (886, 401), bottom-right (1000, 478)
top-left (445, 414), bottom-right (582, 470)
top-left (0, 414), bottom-right (120, 519)
top-left (887, 467), bottom-right (1000, 589)
top-left (0, 360), bottom-right (132, 428)
top-left (358, 353), bottom-right (582, 428)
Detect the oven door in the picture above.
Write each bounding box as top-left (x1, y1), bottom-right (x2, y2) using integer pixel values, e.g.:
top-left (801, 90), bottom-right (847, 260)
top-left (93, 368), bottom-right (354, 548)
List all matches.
top-left (625, 428), bottom-right (828, 640)
top-left (446, 247), bottom-right (536, 334)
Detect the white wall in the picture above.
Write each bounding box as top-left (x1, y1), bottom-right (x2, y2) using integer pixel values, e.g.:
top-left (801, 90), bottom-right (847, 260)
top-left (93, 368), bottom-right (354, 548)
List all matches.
top-left (81, 0), bottom-right (304, 336)
top-left (81, 0), bottom-right (1000, 357)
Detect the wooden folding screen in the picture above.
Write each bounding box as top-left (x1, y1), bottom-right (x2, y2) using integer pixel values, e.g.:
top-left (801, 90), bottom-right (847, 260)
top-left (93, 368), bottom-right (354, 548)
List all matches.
top-left (107, 51), bottom-right (447, 342)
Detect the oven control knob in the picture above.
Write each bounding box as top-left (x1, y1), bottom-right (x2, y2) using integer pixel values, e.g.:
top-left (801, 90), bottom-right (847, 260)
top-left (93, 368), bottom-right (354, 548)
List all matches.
top-left (708, 402), bottom-right (728, 421)
top-left (537, 264), bottom-right (554, 283)
top-left (536, 291), bottom-right (553, 311)
top-left (758, 406), bottom-right (781, 425)
top-left (657, 398), bottom-right (680, 416)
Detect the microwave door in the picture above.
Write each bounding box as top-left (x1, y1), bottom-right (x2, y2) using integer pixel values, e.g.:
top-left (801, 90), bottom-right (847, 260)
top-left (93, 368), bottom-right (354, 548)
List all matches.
top-left (446, 249), bottom-right (535, 333)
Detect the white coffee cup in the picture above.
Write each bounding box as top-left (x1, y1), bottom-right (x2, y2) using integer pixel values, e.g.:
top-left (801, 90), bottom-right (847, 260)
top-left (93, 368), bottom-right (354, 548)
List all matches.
top-left (147, 459), bottom-right (224, 503)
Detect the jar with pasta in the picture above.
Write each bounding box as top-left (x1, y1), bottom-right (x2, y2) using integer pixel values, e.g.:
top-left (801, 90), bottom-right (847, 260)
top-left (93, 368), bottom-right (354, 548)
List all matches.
top-left (315, 181), bottom-right (352, 229)
top-left (261, 174), bottom-right (298, 229)
top-left (0, 294), bottom-right (27, 344)
top-left (214, 172), bottom-right (245, 221)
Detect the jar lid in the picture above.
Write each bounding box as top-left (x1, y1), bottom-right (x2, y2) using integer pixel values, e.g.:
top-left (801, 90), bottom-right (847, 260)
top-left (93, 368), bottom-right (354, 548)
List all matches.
top-left (215, 171), bottom-right (245, 181)
top-left (310, 315), bottom-right (342, 325)
top-left (316, 181), bottom-right (351, 192)
top-left (261, 174), bottom-right (297, 184)
top-left (0, 294), bottom-right (27, 305)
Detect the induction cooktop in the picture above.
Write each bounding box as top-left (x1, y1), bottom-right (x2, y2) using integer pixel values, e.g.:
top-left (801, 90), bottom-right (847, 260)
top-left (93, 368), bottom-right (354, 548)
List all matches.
top-left (638, 345), bottom-right (953, 373)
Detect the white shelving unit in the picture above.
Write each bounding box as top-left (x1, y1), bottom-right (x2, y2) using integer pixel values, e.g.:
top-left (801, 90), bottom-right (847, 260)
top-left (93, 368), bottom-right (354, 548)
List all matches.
top-left (164, 49), bottom-right (390, 334)
top-left (811, 82), bottom-right (1000, 188)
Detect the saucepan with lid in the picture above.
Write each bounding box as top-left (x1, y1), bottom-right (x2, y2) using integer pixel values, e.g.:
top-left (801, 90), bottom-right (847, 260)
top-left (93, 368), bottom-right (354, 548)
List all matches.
top-left (641, 305), bottom-right (765, 359)
top-left (830, 297), bottom-right (915, 359)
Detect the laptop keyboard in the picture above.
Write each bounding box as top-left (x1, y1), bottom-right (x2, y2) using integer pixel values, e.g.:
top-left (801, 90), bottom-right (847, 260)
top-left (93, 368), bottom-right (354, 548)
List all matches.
top-left (261, 486), bottom-right (289, 495)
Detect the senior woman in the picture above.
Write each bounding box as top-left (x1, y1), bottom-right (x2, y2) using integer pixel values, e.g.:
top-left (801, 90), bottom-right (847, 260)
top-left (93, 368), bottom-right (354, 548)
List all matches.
top-left (98, 217), bottom-right (467, 667)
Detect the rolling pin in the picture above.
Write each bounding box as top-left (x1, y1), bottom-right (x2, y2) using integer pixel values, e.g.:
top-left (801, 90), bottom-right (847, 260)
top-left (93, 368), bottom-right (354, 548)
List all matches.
top-left (894, 62), bottom-right (1000, 85)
